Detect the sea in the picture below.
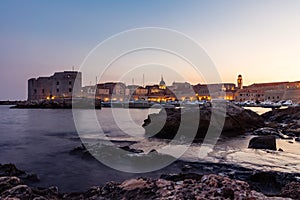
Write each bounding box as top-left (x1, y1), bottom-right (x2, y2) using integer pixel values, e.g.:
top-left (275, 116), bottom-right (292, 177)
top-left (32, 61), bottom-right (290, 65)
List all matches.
top-left (0, 105), bottom-right (299, 192)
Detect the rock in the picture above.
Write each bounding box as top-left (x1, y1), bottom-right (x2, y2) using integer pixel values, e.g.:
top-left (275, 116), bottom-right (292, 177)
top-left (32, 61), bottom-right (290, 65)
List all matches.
top-left (0, 176), bottom-right (22, 194)
top-left (253, 127), bottom-right (293, 139)
top-left (249, 172), bottom-right (282, 195)
top-left (1, 184), bottom-right (34, 199)
top-left (262, 107), bottom-right (300, 135)
top-left (295, 137), bottom-right (300, 142)
top-left (69, 144), bottom-right (95, 160)
top-left (278, 148), bottom-right (284, 152)
top-left (248, 136), bottom-right (277, 150)
top-left (253, 127), bottom-right (280, 136)
top-left (143, 102), bottom-right (264, 140)
top-left (119, 146), bottom-right (144, 153)
top-left (0, 163), bottom-right (26, 177)
top-left (281, 182), bottom-right (300, 199)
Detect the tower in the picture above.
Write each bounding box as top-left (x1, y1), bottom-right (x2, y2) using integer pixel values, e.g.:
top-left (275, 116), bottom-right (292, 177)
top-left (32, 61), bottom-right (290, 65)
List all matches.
top-left (237, 75), bottom-right (243, 89)
top-left (159, 75), bottom-right (166, 90)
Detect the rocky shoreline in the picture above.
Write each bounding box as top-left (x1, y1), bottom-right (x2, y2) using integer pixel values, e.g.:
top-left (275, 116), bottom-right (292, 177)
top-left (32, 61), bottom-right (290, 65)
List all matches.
top-left (1, 104), bottom-right (300, 199)
top-left (1, 162), bottom-right (299, 199)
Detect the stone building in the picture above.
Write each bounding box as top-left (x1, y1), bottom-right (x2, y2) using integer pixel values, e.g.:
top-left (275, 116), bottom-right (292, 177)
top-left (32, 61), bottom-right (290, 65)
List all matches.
top-left (96, 82), bottom-right (126, 101)
top-left (193, 83), bottom-right (236, 101)
top-left (28, 71), bottom-right (82, 101)
top-left (234, 81), bottom-right (300, 103)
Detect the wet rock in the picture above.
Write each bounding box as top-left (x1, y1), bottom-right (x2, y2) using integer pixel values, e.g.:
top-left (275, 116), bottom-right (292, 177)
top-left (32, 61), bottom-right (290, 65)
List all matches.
top-left (119, 145), bottom-right (144, 153)
top-left (249, 172), bottom-right (282, 195)
top-left (143, 103), bottom-right (264, 140)
top-left (281, 182), bottom-right (300, 199)
top-left (0, 176), bottom-right (22, 194)
top-left (0, 163), bottom-right (26, 177)
top-left (248, 136), bottom-right (277, 150)
top-left (69, 144), bottom-right (95, 160)
top-left (1, 184), bottom-right (34, 199)
top-left (262, 107), bottom-right (300, 136)
top-left (253, 127), bottom-right (279, 136)
top-left (253, 127), bottom-right (293, 139)
top-left (285, 128), bottom-right (300, 137)
top-left (0, 163), bottom-right (39, 183)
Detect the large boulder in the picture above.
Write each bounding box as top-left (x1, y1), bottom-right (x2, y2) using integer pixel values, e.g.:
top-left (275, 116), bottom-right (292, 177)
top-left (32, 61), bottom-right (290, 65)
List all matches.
top-left (143, 102), bottom-right (264, 140)
top-left (248, 136), bottom-right (277, 150)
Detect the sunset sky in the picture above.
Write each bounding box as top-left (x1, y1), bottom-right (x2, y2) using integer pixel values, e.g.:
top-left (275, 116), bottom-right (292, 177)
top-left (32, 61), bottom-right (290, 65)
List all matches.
top-left (1, 0), bottom-right (300, 100)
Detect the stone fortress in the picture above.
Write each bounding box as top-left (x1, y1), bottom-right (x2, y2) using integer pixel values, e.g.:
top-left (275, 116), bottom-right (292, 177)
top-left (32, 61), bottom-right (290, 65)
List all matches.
top-left (28, 71), bottom-right (82, 101)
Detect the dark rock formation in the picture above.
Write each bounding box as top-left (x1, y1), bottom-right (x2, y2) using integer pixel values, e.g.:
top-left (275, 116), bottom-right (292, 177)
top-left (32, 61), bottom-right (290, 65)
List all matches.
top-left (143, 103), bottom-right (264, 140)
top-left (281, 181), bottom-right (300, 199)
top-left (69, 144), bottom-right (95, 160)
top-left (0, 163), bottom-right (39, 183)
top-left (249, 172), bottom-right (282, 195)
top-left (0, 174), bottom-right (281, 199)
top-left (248, 136), bottom-right (277, 150)
top-left (252, 127), bottom-right (293, 139)
top-left (262, 107), bottom-right (300, 137)
top-left (262, 107), bottom-right (300, 124)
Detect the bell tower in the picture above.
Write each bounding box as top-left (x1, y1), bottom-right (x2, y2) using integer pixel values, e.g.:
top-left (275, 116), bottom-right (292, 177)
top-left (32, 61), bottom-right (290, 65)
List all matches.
top-left (237, 74), bottom-right (243, 89)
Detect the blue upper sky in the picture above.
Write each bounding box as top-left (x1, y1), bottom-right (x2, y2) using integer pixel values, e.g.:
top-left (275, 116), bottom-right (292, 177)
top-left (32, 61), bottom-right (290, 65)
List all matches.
top-left (1, 0), bottom-right (300, 99)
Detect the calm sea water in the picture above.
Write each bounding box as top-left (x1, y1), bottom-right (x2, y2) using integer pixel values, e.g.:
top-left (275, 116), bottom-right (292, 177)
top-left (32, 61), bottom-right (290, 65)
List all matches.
top-left (0, 105), bottom-right (299, 192)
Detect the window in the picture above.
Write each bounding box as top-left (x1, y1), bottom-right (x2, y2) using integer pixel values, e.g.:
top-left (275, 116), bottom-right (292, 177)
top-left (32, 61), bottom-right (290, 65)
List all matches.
top-left (56, 89), bottom-right (59, 93)
top-left (42, 89), bottom-right (44, 94)
top-left (69, 81), bottom-right (72, 85)
top-left (69, 88), bottom-right (72, 92)
top-left (56, 81), bottom-right (59, 85)
top-left (34, 89), bottom-right (37, 94)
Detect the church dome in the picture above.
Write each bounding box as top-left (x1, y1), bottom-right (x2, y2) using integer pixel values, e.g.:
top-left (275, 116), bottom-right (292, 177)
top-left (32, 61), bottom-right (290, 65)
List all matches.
top-left (159, 79), bottom-right (166, 86)
top-left (159, 75), bottom-right (166, 89)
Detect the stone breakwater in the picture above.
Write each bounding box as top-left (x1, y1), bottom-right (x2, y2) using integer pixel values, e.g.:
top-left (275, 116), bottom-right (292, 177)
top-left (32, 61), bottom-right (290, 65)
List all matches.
top-left (1, 164), bottom-right (299, 200)
top-left (10, 98), bottom-right (101, 109)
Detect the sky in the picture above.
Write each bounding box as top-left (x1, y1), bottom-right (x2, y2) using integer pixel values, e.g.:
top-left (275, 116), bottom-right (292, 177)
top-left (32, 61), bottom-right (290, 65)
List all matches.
top-left (1, 0), bottom-right (300, 100)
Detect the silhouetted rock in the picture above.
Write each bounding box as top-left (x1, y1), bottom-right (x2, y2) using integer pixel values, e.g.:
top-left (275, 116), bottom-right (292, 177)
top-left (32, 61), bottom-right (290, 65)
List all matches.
top-left (69, 144), bottom-right (95, 160)
top-left (248, 136), bottom-right (277, 150)
top-left (143, 103), bottom-right (264, 140)
top-left (249, 172), bottom-right (282, 195)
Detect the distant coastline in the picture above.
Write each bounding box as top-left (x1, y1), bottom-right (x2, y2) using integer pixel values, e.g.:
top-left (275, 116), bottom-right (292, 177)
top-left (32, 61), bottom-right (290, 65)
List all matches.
top-left (0, 100), bottom-right (26, 105)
